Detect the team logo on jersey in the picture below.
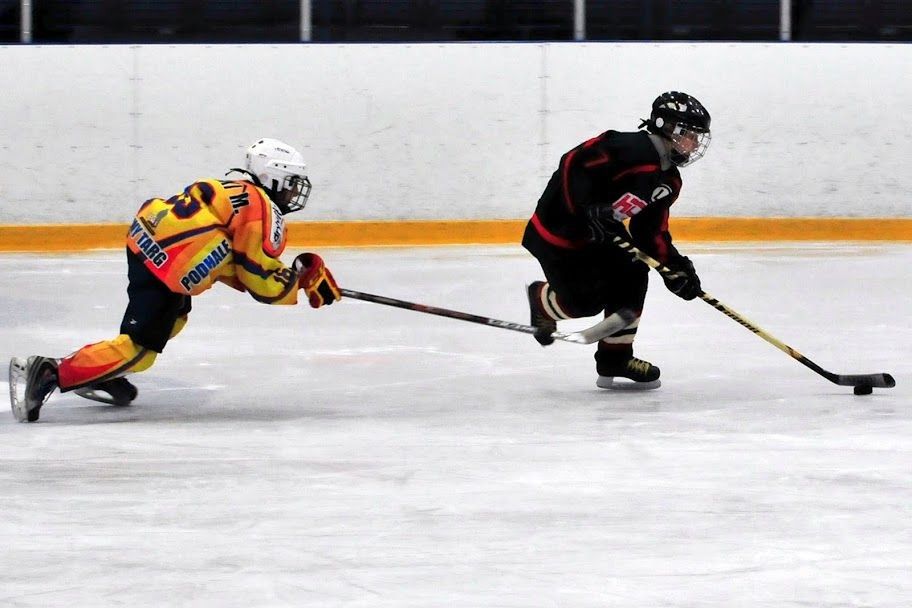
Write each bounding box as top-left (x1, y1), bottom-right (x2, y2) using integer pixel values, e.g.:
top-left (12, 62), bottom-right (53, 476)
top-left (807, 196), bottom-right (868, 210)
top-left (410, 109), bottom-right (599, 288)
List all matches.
top-left (138, 209), bottom-right (169, 236)
top-left (149, 209), bottom-right (168, 228)
top-left (610, 192), bottom-right (648, 221)
top-left (651, 184), bottom-right (673, 202)
top-left (178, 239), bottom-right (231, 292)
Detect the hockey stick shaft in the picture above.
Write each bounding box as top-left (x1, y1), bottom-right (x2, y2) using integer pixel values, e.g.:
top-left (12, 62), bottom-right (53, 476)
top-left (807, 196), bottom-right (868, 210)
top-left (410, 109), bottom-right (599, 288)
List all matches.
top-left (339, 288), bottom-right (633, 345)
top-left (610, 236), bottom-right (895, 389)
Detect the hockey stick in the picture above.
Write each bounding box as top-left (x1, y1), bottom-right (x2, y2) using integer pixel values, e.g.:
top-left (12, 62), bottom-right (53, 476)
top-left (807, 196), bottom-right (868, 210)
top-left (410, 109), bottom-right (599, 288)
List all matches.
top-left (611, 235), bottom-right (895, 391)
top-left (340, 288), bottom-right (636, 345)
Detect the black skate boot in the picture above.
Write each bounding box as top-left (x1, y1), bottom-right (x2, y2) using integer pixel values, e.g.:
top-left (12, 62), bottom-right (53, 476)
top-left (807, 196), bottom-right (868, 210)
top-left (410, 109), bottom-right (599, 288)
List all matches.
top-left (8, 356), bottom-right (59, 422)
top-left (527, 281), bottom-right (557, 346)
top-left (595, 352), bottom-right (661, 391)
top-left (74, 377), bottom-right (138, 406)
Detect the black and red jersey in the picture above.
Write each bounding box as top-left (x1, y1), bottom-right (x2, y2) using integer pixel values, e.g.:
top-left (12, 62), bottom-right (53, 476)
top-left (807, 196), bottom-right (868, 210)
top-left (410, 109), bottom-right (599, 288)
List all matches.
top-left (524, 129), bottom-right (683, 263)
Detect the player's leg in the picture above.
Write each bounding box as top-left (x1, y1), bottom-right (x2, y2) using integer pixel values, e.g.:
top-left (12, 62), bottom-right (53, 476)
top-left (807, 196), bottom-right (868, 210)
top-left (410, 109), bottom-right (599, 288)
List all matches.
top-left (527, 281), bottom-right (566, 345)
top-left (68, 307), bottom-right (188, 406)
top-left (59, 334), bottom-right (157, 390)
top-left (72, 253), bottom-right (191, 406)
top-left (8, 333), bottom-right (158, 422)
top-left (593, 254), bottom-right (660, 389)
top-left (72, 251), bottom-right (185, 403)
top-left (10, 252), bottom-right (192, 421)
top-left (526, 247), bottom-right (606, 345)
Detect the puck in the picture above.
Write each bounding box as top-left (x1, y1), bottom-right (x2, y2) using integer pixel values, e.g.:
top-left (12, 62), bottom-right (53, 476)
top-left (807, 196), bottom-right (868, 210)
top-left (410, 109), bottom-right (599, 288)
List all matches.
top-left (853, 385), bottom-right (873, 396)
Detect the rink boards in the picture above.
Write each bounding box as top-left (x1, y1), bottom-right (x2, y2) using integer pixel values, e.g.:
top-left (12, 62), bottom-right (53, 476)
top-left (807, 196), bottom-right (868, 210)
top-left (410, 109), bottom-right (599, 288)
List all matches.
top-left (1, 217), bottom-right (911, 252)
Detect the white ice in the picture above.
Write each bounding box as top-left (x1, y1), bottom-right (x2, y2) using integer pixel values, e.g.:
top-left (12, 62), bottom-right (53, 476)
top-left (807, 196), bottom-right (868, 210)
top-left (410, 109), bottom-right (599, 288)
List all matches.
top-left (1, 243), bottom-right (910, 607)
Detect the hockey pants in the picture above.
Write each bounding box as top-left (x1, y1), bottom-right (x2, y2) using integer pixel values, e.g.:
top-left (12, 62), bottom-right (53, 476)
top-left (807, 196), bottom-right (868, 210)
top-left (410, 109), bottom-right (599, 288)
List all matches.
top-left (57, 249), bottom-right (191, 391)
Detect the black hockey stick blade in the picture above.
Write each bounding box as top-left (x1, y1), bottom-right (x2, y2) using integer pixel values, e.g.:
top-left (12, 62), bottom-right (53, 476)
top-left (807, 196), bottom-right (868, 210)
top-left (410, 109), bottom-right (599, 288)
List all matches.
top-left (822, 370), bottom-right (896, 389)
top-left (339, 288), bottom-right (632, 345)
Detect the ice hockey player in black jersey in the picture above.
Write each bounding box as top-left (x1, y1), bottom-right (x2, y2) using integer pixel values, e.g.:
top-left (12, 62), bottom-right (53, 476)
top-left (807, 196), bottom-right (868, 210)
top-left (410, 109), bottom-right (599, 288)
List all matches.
top-left (523, 91), bottom-right (711, 390)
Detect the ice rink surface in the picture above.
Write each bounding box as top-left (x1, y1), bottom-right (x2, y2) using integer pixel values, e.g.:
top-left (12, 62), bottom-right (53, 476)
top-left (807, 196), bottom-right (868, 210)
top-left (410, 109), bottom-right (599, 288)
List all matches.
top-left (1, 243), bottom-right (910, 607)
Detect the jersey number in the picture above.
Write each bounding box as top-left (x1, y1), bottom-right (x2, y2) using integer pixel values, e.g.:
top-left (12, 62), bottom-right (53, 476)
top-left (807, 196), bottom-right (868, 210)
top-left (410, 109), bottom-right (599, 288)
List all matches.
top-left (165, 192), bottom-right (201, 220)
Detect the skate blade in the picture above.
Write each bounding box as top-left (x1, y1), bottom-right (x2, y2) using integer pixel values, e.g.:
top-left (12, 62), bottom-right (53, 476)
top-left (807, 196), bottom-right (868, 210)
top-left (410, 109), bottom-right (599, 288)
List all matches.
top-left (73, 387), bottom-right (131, 407)
top-left (596, 376), bottom-right (661, 391)
top-left (8, 357), bottom-right (29, 422)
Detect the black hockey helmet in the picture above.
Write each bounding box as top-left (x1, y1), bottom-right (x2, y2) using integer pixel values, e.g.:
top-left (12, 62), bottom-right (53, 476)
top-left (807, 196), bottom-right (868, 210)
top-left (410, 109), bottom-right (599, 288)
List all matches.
top-left (640, 91), bottom-right (711, 167)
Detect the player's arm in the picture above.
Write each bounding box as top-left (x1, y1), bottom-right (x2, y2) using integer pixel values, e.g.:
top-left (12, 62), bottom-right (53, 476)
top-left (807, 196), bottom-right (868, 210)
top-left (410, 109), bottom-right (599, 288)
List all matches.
top-left (232, 247), bottom-right (299, 305)
top-left (628, 202), bottom-right (678, 263)
top-left (226, 192), bottom-right (299, 304)
top-left (216, 274), bottom-right (248, 293)
top-left (231, 196), bottom-right (340, 307)
top-left (629, 203), bottom-right (701, 300)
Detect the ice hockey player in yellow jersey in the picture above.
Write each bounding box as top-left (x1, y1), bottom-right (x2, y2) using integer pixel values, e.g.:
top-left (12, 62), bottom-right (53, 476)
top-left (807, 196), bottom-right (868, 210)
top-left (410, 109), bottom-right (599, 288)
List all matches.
top-left (9, 138), bottom-right (341, 422)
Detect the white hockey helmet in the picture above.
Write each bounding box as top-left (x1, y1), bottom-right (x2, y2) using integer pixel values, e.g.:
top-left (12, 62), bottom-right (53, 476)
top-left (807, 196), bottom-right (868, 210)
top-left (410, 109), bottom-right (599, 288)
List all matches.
top-left (244, 138), bottom-right (312, 214)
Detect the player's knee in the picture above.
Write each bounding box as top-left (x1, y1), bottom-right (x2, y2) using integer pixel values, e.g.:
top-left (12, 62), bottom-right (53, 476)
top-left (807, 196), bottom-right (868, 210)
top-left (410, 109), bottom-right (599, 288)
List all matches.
top-left (563, 296), bottom-right (604, 318)
top-left (169, 314), bottom-right (188, 339)
top-left (130, 350), bottom-right (158, 373)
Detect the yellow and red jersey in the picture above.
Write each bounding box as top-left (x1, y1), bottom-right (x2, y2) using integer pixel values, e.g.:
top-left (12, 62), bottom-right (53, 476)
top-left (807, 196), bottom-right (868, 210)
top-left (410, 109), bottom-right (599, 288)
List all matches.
top-left (126, 178), bottom-right (300, 305)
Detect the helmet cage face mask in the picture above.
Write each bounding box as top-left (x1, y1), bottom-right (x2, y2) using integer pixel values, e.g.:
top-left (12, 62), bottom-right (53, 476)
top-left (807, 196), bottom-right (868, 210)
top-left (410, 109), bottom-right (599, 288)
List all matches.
top-left (657, 119), bottom-right (712, 167)
top-left (644, 91), bottom-right (712, 167)
top-left (277, 173), bottom-right (312, 214)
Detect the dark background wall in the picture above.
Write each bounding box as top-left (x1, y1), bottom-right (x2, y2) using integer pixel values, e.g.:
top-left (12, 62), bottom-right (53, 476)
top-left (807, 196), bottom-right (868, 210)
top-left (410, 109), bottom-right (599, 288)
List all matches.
top-left (2, 1), bottom-right (910, 43)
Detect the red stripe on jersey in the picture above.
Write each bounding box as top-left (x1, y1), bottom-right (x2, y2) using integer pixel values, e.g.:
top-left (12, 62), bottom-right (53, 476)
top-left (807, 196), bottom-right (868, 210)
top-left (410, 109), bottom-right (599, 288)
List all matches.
top-left (612, 164), bottom-right (660, 181)
top-left (531, 213), bottom-right (586, 250)
top-left (583, 150), bottom-right (611, 169)
top-left (156, 241), bottom-right (193, 278)
top-left (560, 149), bottom-right (580, 213)
top-left (654, 208), bottom-right (671, 261)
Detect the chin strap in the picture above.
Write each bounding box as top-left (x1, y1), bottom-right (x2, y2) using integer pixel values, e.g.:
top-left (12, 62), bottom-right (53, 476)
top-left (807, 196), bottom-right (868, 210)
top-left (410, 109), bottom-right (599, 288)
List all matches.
top-left (225, 168), bottom-right (263, 187)
top-left (226, 168), bottom-right (283, 207)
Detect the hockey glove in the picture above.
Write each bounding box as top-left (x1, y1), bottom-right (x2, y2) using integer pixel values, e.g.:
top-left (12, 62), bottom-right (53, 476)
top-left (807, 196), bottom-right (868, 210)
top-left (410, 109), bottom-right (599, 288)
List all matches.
top-left (584, 204), bottom-right (624, 244)
top-left (293, 253), bottom-right (342, 308)
top-left (662, 255), bottom-right (702, 301)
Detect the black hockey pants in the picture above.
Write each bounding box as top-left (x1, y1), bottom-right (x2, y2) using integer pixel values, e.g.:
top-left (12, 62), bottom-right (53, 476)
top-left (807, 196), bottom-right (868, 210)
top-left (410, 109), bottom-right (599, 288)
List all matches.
top-left (120, 249), bottom-right (192, 353)
top-left (523, 227), bottom-right (648, 318)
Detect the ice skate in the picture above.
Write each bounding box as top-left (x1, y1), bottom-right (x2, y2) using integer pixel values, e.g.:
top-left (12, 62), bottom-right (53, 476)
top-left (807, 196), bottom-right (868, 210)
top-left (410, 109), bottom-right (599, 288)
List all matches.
top-left (596, 355), bottom-right (661, 391)
top-left (527, 281), bottom-right (557, 346)
top-left (8, 356), bottom-right (59, 422)
top-left (74, 377), bottom-right (138, 406)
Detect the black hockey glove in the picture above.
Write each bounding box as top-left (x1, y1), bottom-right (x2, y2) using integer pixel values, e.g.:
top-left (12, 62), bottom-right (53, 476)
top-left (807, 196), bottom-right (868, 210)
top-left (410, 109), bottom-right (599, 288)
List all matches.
top-left (584, 204), bottom-right (623, 244)
top-left (662, 255), bottom-right (702, 301)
